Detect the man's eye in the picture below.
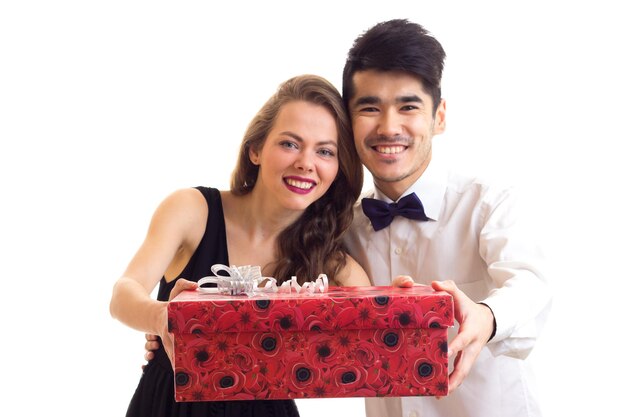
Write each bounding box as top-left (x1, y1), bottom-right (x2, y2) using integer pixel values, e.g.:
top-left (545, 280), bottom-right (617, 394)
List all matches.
top-left (401, 105), bottom-right (419, 111)
top-left (359, 107), bottom-right (379, 113)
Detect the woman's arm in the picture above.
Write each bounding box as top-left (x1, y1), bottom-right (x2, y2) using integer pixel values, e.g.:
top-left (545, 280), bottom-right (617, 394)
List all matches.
top-left (109, 188), bottom-right (207, 355)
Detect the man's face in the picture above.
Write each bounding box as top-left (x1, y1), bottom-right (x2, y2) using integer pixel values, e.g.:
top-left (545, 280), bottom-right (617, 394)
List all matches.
top-left (349, 70), bottom-right (446, 200)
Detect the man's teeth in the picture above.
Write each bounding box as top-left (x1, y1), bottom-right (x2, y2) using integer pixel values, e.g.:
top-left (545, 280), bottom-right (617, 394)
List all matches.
top-left (376, 145), bottom-right (405, 154)
top-left (286, 179), bottom-right (314, 189)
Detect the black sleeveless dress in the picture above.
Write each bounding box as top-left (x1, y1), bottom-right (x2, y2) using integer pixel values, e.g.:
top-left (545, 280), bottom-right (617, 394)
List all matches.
top-left (126, 187), bottom-right (300, 417)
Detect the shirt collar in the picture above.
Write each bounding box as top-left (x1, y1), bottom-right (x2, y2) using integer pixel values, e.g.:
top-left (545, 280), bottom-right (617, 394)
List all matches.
top-left (372, 156), bottom-right (448, 221)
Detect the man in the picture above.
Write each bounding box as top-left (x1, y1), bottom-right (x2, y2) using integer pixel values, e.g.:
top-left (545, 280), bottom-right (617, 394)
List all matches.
top-left (342, 19), bottom-right (551, 417)
top-left (145, 18), bottom-right (551, 417)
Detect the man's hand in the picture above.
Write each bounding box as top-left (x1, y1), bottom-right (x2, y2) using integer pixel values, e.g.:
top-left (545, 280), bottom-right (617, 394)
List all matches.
top-left (144, 333), bottom-right (159, 363)
top-left (432, 280), bottom-right (494, 393)
top-left (392, 276), bottom-right (495, 393)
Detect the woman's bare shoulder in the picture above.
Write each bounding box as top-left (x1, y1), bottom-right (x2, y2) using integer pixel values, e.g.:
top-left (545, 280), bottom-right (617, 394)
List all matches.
top-left (334, 254), bottom-right (371, 287)
top-left (146, 188), bottom-right (209, 240)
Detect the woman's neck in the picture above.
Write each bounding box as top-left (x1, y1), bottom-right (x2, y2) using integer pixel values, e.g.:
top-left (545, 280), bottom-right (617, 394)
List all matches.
top-left (225, 190), bottom-right (302, 243)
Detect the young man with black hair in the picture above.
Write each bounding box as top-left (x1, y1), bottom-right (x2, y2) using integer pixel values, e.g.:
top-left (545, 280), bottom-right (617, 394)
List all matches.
top-left (343, 19), bottom-right (551, 417)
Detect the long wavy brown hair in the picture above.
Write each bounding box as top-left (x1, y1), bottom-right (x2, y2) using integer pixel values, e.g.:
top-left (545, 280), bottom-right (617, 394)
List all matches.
top-left (231, 75), bottom-right (363, 284)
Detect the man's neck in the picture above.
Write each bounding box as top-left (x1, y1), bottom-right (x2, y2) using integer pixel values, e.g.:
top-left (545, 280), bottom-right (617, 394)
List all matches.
top-left (374, 181), bottom-right (414, 202)
top-left (373, 157), bottom-right (432, 201)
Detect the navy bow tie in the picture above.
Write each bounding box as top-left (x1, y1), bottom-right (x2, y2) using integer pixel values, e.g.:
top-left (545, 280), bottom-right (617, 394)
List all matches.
top-left (361, 192), bottom-right (429, 231)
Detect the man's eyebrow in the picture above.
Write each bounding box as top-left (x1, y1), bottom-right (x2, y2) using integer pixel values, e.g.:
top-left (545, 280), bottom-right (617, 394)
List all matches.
top-left (353, 96), bottom-right (381, 106)
top-left (354, 95), bottom-right (424, 106)
top-left (397, 94), bottom-right (423, 104)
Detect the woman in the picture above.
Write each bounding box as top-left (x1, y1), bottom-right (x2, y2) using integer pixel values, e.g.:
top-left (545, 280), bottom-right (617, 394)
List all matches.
top-left (110, 74), bottom-right (369, 417)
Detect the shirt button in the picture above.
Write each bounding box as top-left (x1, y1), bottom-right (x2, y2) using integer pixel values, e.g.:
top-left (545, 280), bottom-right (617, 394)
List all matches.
top-left (394, 247), bottom-right (402, 255)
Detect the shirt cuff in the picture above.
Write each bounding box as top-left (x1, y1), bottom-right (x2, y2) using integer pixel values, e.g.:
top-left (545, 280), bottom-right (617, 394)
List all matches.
top-left (478, 302), bottom-right (497, 342)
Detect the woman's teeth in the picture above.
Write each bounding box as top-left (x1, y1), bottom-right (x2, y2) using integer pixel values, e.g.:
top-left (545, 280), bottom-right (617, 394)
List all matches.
top-left (285, 179), bottom-right (314, 189)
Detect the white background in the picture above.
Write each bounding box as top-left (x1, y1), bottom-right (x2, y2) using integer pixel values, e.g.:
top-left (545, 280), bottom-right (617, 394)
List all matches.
top-left (1, 1), bottom-right (624, 416)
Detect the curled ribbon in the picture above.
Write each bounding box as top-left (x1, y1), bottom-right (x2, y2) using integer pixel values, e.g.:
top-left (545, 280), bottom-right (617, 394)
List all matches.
top-left (197, 264), bottom-right (328, 296)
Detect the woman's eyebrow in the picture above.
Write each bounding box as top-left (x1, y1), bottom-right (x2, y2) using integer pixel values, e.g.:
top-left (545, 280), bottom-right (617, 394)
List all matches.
top-left (279, 132), bottom-right (337, 147)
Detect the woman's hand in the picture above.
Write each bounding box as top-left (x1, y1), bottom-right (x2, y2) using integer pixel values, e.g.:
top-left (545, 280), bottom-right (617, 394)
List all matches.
top-left (145, 278), bottom-right (198, 369)
top-left (391, 275), bottom-right (430, 288)
top-left (169, 278), bottom-right (198, 301)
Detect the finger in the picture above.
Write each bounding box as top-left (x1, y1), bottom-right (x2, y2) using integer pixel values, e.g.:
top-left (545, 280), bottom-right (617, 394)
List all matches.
top-left (145, 340), bottom-right (160, 351)
top-left (161, 332), bottom-right (175, 370)
top-left (169, 278), bottom-right (198, 301)
top-left (448, 350), bottom-right (465, 392)
top-left (145, 333), bottom-right (158, 341)
top-left (449, 343), bottom-right (482, 392)
top-left (448, 372), bottom-right (463, 393)
top-left (431, 279), bottom-right (459, 294)
top-left (432, 280), bottom-right (472, 306)
top-left (391, 275), bottom-right (415, 287)
top-left (432, 280), bottom-right (473, 324)
top-left (144, 351), bottom-right (154, 362)
top-left (446, 327), bottom-right (473, 358)
top-left (448, 352), bottom-right (475, 392)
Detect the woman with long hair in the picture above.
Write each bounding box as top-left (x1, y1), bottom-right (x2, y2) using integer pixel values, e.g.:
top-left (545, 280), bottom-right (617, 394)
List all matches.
top-left (110, 74), bottom-right (369, 417)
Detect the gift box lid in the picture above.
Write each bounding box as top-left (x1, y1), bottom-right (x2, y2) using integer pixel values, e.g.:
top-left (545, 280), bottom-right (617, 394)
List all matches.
top-left (168, 285), bottom-right (453, 335)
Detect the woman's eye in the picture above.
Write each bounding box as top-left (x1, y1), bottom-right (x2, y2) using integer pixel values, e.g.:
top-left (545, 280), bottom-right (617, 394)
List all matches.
top-left (318, 148), bottom-right (336, 157)
top-left (280, 141), bottom-right (298, 149)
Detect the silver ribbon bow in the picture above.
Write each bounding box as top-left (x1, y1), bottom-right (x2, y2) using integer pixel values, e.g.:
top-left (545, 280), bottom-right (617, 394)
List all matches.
top-left (197, 264), bottom-right (328, 297)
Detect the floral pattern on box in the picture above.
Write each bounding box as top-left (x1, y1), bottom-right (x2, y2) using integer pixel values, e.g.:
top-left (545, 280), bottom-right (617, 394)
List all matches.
top-left (168, 285), bottom-right (453, 401)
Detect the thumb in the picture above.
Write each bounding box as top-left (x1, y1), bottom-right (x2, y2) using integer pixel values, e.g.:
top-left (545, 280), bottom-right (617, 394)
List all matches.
top-left (169, 278), bottom-right (198, 301)
top-left (431, 279), bottom-right (468, 327)
top-left (431, 279), bottom-right (458, 293)
top-left (392, 275), bottom-right (415, 288)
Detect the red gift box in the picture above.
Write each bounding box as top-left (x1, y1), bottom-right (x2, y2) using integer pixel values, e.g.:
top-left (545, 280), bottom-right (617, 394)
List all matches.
top-left (168, 285), bottom-right (453, 401)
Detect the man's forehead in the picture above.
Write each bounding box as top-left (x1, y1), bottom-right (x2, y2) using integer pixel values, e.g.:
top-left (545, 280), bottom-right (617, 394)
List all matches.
top-left (350, 70), bottom-right (431, 105)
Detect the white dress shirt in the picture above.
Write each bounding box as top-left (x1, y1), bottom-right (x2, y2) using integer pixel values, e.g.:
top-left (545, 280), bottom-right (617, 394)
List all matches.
top-left (344, 157), bottom-right (552, 417)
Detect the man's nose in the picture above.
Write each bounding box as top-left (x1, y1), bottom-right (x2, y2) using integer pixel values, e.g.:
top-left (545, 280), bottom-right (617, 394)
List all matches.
top-left (376, 110), bottom-right (403, 137)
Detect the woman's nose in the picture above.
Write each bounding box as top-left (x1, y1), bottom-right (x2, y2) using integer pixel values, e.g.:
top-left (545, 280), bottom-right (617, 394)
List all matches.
top-left (294, 152), bottom-right (314, 172)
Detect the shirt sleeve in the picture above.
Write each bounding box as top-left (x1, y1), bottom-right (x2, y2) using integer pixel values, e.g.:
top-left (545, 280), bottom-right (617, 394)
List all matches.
top-left (478, 186), bottom-right (553, 359)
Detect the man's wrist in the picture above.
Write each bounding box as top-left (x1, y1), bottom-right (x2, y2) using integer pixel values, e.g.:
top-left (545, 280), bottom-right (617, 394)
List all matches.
top-left (478, 302), bottom-right (497, 342)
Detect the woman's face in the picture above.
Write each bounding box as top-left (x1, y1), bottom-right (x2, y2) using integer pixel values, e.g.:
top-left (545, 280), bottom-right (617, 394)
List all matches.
top-left (250, 100), bottom-right (339, 212)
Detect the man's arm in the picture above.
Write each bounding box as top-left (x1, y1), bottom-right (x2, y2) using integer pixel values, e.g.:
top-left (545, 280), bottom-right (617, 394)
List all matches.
top-left (476, 186), bottom-right (552, 359)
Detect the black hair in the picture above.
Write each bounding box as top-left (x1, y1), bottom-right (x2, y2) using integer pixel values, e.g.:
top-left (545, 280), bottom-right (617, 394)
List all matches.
top-left (342, 19), bottom-right (446, 114)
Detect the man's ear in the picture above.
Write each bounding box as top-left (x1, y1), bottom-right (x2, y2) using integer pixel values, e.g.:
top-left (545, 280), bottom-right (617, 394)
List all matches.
top-left (433, 98), bottom-right (447, 135)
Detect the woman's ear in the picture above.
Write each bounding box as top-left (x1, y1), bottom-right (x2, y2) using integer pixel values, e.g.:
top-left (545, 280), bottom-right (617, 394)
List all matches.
top-left (248, 146), bottom-right (260, 166)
